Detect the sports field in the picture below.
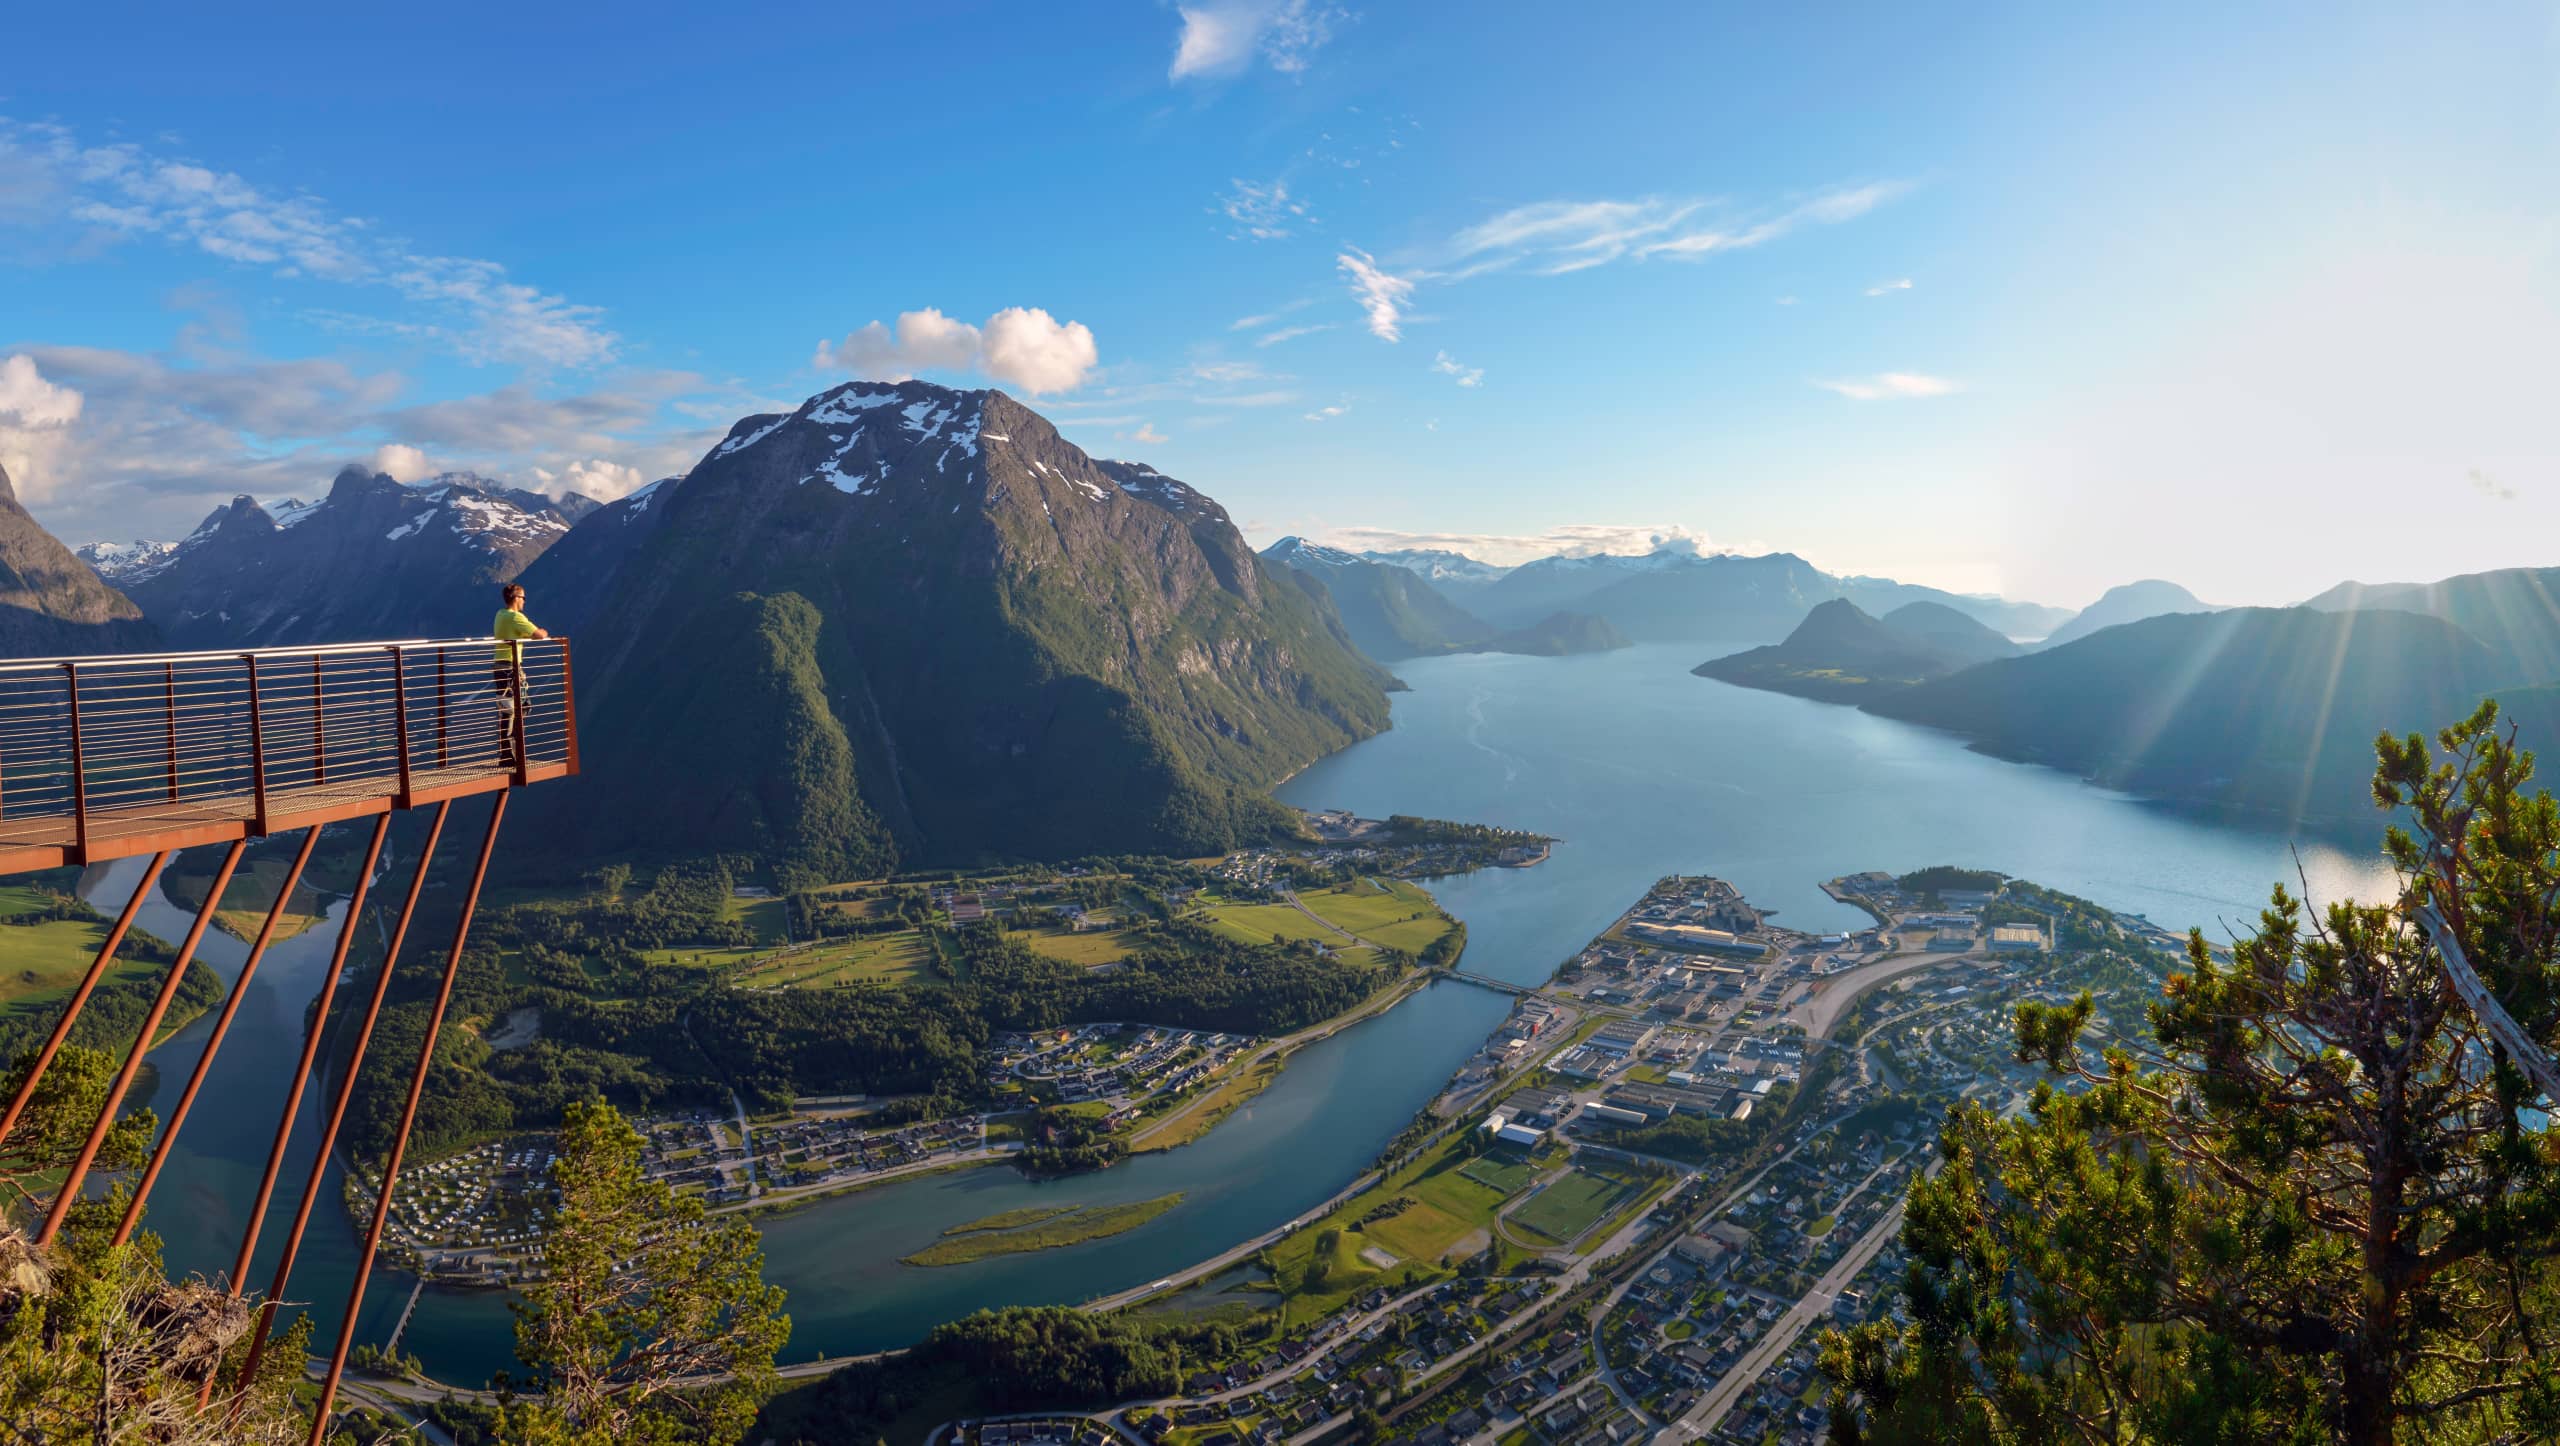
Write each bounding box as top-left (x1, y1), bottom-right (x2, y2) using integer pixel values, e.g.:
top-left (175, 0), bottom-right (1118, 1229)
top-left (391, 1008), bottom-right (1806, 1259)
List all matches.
top-left (1510, 1166), bottom-right (1638, 1245)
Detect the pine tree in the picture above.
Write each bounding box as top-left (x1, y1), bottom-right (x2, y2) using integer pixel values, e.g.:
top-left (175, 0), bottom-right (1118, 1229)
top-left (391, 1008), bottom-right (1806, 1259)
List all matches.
top-left (1821, 703), bottom-right (2560, 1444)
top-left (501, 1098), bottom-right (789, 1445)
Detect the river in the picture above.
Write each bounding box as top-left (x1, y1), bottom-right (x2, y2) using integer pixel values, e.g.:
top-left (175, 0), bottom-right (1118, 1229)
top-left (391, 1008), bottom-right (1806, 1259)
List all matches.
top-left (115, 642), bottom-right (2401, 1384)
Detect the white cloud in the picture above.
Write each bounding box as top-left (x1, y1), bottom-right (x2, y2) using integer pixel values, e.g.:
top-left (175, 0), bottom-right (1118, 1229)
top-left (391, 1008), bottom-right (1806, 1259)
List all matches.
top-left (1431, 350), bottom-right (1483, 387)
top-left (1865, 278), bottom-right (1913, 297)
top-left (981, 307), bottom-right (1100, 395)
top-left (1815, 372), bottom-right (1960, 401)
top-left (368, 443), bottom-right (432, 481)
top-left (1217, 178), bottom-right (1310, 240)
top-left (1254, 322), bottom-right (1335, 347)
top-left (5, 343), bottom-right (722, 541)
top-left (1337, 249), bottom-right (1414, 341)
top-left (1131, 423), bottom-right (1170, 445)
top-left (815, 305), bottom-right (1099, 395)
top-left (1321, 523), bottom-right (1727, 567)
top-left (0, 353), bottom-right (83, 499)
top-left (1303, 402), bottom-right (1349, 421)
top-left (536, 457), bottom-right (649, 501)
top-left (1170, 0), bottom-right (1343, 80)
top-left (1445, 182), bottom-right (1910, 278)
top-left (2, 117), bottom-right (616, 368)
top-left (0, 353), bottom-right (84, 427)
top-left (1189, 360), bottom-right (1275, 384)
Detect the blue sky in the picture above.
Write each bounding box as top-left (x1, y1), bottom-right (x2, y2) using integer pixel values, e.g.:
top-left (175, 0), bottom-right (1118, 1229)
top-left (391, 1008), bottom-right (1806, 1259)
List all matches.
top-left (3, 1), bottom-right (2556, 608)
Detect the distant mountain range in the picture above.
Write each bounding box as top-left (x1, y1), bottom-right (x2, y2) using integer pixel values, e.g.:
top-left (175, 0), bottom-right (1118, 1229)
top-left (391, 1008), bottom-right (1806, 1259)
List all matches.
top-left (99, 467), bottom-right (593, 648)
top-left (1337, 543), bottom-right (2075, 645)
top-left (1693, 599), bottom-right (2019, 703)
top-left (1259, 537), bottom-right (1628, 661)
top-left (506, 380), bottom-right (1395, 877)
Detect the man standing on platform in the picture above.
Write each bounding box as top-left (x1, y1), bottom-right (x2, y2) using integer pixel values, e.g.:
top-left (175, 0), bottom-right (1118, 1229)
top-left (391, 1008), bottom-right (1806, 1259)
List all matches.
top-left (492, 583), bottom-right (548, 766)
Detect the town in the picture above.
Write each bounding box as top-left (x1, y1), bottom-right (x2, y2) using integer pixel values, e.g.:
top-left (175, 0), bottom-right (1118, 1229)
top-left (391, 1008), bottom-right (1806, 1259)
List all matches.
top-left (924, 864), bottom-right (2174, 1446)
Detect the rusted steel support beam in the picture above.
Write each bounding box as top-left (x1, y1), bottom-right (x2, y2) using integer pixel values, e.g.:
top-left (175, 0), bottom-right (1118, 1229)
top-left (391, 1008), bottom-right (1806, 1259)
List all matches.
top-left (36, 837), bottom-right (246, 1245)
top-left (197, 814), bottom-right (388, 1410)
top-left (307, 792), bottom-right (507, 1444)
top-left (227, 802), bottom-right (448, 1409)
top-left (0, 850), bottom-right (170, 1148)
top-left (111, 826), bottom-right (323, 1246)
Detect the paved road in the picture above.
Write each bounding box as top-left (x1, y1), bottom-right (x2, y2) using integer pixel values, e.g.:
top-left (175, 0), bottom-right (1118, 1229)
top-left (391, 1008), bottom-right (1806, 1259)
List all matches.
top-left (707, 1142), bottom-right (1018, 1217)
top-left (1662, 1200), bottom-right (1906, 1440)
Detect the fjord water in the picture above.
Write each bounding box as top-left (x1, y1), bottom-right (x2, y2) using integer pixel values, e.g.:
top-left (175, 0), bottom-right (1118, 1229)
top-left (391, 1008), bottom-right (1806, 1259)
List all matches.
top-left (121, 643), bottom-right (2398, 1383)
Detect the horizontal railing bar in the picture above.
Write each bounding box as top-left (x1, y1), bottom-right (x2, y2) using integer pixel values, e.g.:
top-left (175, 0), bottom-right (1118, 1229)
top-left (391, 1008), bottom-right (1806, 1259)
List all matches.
top-left (0, 636), bottom-right (554, 672)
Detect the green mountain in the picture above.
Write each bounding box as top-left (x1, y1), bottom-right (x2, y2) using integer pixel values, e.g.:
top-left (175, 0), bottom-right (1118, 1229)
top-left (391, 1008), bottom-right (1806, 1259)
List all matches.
top-left (1260, 537), bottom-right (1494, 658)
top-left (1692, 599), bottom-right (1983, 704)
top-left (1878, 601), bottom-right (2022, 666)
top-left (1862, 606), bottom-right (2506, 824)
top-left (514, 382), bottom-right (1395, 880)
top-left (2302, 565), bottom-right (2560, 688)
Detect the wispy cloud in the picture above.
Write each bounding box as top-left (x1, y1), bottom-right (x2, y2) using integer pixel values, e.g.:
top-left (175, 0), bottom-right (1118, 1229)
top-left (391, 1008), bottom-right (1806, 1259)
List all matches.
top-left (1254, 322), bottom-right (1335, 347)
top-left (1129, 423), bottom-right (1170, 445)
top-left (1170, 0), bottom-right (1345, 80)
top-left (1814, 372), bottom-right (1960, 401)
top-left (1321, 523), bottom-right (1730, 567)
top-left (1303, 401), bottom-right (1349, 421)
top-left (1231, 299), bottom-right (1313, 330)
top-left (814, 306), bottom-right (1099, 394)
top-left (1431, 350), bottom-right (1483, 387)
top-left (1864, 278), bottom-right (1913, 297)
top-left (1337, 248), bottom-right (1414, 341)
top-left (1442, 181), bottom-right (1910, 279)
top-left (1216, 177), bottom-right (1311, 240)
top-left (2, 117), bottom-right (617, 368)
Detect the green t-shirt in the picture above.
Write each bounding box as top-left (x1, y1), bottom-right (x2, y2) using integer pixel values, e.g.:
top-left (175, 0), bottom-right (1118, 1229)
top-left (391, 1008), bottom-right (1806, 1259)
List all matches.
top-left (493, 607), bottom-right (540, 662)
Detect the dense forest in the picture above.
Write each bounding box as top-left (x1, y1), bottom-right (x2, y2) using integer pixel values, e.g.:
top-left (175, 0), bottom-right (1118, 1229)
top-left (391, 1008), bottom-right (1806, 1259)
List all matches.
top-left (757, 1306), bottom-right (1245, 1443)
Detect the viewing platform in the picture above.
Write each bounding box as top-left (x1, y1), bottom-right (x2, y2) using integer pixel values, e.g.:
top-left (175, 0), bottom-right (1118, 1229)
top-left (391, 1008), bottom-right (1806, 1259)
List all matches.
top-left (0, 636), bottom-right (577, 872)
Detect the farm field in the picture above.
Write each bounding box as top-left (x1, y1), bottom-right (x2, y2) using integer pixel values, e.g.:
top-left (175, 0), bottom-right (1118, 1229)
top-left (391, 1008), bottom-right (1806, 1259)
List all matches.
top-left (1016, 925), bottom-right (1142, 967)
top-left (731, 931), bottom-right (945, 990)
top-left (0, 884), bottom-right (177, 1015)
top-left (1194, 900), bottom-right (1341, 948)
top-left (1297, 878), bottom-right (1455, 954)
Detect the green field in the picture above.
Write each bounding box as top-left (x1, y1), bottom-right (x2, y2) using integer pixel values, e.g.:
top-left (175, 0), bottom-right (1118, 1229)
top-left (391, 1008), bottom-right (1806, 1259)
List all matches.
top-left (1265, 1135), bottom-right (1527, 1325)
top-left (1459, 1156), bottom-right (1538, 1195)
top-left (731, 931), bottom-right (944, 989)
top-left (1510, 1166), bottom-right (1639, 1246)
top-left (1297, 878), bottom-right (1456, 954)
top-left (0, 886), bottom-right (162, 1017)
top-left (1196, 900), bottom-right (1343, 948)
top-left (899, 1193), bottom-right (1183, 1266)
top-left (1016, 925), bottom-right (1142, 967)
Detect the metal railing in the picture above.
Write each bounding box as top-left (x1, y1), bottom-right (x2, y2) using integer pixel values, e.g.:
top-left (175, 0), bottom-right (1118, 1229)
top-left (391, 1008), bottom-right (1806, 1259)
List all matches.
top-left (0, 636), bottom-right (576, 867)
top-left (0, 634), bottom-right (579, 1439)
